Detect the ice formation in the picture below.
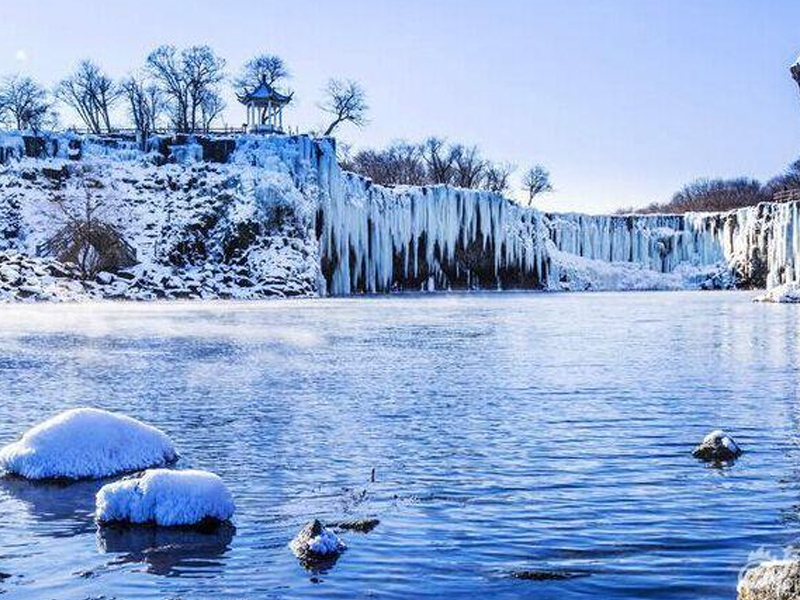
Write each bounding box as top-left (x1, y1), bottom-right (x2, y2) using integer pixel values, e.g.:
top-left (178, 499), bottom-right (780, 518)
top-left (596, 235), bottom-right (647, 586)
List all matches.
top-left (0, 408), bottom-right (177, 480)
top-left (95, 468), bottom-right (235, 527)
top-left (312, 138), bottom-right (800, 295)
top-left (1, 131), bottom-right (800, 300)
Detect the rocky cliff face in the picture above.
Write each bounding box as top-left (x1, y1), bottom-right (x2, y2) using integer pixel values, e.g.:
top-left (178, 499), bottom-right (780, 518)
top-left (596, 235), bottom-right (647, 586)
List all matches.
top-left (0, 132), bottom-right (797, 301)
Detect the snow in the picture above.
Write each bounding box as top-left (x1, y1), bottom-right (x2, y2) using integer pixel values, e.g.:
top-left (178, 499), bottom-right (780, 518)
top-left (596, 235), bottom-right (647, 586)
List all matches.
top-left (755, 282), bottom-right (800, 303)
top-left (289, 520), bottom-right (346, 558)
top-left (307, 529), bottom-right (346, 554)
top-left (1, 131), bottom-right (800, 300)
top-left (703, 429), bottom-right (740, 453)
top-left (0, 408), bottom-right (177, 480)
top-left (95, 468), bottom-right (235, 527)
top-left (703, 429), bottom-right (739, 452)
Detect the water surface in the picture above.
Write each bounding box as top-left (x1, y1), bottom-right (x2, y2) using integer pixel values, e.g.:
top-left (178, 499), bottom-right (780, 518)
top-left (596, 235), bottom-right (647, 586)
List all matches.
top-left (0, 291), bottom-right (799, 599)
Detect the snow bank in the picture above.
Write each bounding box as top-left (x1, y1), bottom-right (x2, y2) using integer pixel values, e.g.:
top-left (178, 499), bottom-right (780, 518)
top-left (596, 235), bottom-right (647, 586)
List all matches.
top-left (0, 408), bottom-right (177, 480)
top-left (95, 469), bottom-right (235, 527)
top-left (546, 247), bottom-right (728, 292)
top-left (755, 282), bottom-right (800, 303)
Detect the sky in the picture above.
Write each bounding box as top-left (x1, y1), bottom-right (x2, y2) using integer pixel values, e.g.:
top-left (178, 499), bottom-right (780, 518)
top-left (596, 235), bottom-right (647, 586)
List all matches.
top-left (1, 0), bottom-right (800, 213)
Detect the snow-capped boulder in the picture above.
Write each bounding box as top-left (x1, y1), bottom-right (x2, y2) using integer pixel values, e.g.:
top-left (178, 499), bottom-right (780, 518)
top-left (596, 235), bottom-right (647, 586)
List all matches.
top-left (755, 283), bottom-right (800, 304)
top-left (0, 408), bottom-right (177, 480)
top-left (95, 469), bottom-right (235, 527)
top-left (289, 519), bottom-right (346, 561)
top-left (692, 429), bottom-right (742, 462)
top-left (738, 559), bottom-right (800, 600)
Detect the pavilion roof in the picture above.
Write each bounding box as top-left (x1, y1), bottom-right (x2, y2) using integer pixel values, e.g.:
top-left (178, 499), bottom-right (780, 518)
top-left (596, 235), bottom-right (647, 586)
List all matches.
top-left (238, 80), bottom-right (293, 105)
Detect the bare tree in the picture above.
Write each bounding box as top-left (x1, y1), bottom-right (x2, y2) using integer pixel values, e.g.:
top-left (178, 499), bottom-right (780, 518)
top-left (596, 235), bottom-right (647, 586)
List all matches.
top-left (347, 141), bottom-right (427, 186)
top-left (765, 158), bottom-right (800, 195)
top-left (183, 46), bottom-right (226, 132)
top-left (483, 162), bottom-right (515, 194)
top-left (200, 90), bottom-right (226, 131)
top-left (235, 54), bottom-right (289, 96)
top-left (146, 45), bottom-right (226, 133)
top-left (522, 165), bottom-right (553, 204)
top-left (452, 145), bottom-right (487, 189)
top-left (55, 60), bottom-right (119, 133)
top-left (120, 75), bottom-right (164, 149)
top-left (0, 75), bottom-right (55, 132)
top-left (320, 79), bottom-right (368, 136)
top-left (421, 137), bottom-right (457, 185)
top-left (41, 170), bottom-right (136, 279)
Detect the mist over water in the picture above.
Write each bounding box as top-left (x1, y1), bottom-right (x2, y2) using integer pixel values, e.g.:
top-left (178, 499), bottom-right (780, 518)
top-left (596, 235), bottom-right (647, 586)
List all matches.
top-left (0, 291), bottom-right (798, 599)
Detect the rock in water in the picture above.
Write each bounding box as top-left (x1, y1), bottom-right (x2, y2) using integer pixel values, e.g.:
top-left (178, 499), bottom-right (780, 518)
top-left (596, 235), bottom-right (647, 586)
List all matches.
top-left (95, 469), bottom-right (235, 527)
top-left (692, 430), bottom-right (742, 462)
top-left (289, 519), bottom-right (346, 561)
top-left (331, 518), bottom-right (380, 533)
top-left (0, 408), bottom-right (177, 480)
top-left (738, 560), bottom-right (800, 599)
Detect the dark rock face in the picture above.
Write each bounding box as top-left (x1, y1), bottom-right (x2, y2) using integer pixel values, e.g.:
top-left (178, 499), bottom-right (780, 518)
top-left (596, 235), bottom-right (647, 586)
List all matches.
top-left (738, 560), bottom-right (800, 600)
top-left (692, 430), bottom-right (742, 462)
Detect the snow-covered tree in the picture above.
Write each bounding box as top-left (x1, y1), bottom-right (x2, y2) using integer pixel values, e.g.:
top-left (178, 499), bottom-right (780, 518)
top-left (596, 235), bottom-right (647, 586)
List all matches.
top-left (319, 79), bottom-right (368, 136)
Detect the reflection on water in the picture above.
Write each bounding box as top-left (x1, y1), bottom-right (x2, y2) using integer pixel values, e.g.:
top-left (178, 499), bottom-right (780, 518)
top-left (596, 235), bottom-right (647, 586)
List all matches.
top-left (0, 292), bottom-right (799, 599)
top-left (0, 477), bottom-right (103, 537)
top-left (97, 523), bottom-right (235, 576)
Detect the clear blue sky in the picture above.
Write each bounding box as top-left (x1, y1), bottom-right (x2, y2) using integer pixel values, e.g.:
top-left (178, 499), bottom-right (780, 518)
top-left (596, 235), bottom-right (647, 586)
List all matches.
top-left (1, 0), bottom-right (799, 212)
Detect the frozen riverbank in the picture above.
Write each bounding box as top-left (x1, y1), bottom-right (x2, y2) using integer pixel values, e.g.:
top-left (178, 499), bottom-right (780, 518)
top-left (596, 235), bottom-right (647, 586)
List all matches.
top-left (1, 132), bottom-right (798, 301)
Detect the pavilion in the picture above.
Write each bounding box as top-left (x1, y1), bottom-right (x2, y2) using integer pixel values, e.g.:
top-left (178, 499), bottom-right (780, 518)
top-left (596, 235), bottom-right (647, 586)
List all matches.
top-left (238, 78), bottom-right (293, 134)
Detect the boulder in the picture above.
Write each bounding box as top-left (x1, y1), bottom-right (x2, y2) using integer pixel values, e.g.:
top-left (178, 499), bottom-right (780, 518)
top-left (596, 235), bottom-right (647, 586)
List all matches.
top-left (692, 429), bottom-right (742, 462)
top-left (289, 519), bottom-right (346, 561)
top-left (0, 408), bottom-right (177, 480)
top-left (96, 469), bottom-right (235, 527)
top-left (738, 560), bottom-right (800, 600)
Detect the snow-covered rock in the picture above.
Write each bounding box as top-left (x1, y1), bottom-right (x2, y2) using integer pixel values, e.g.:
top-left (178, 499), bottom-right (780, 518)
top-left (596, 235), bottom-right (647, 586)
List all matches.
top-left (0, 408), bottom-right (177, 480)
top-left (692, 429), bottom-right (742, 462)
top-left (755, 282), bottom-right (800, 304)
top-left (289, 519), bottom-right (346, 561)
top-left (738, 559), bottom-right (800, 600)
top-left (95, 469), bottom-right (235, 527)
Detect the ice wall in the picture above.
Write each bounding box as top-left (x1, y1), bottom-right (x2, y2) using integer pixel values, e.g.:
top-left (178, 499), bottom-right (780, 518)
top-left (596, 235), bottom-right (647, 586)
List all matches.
top-left (308, 136), bottom-right (800, 295)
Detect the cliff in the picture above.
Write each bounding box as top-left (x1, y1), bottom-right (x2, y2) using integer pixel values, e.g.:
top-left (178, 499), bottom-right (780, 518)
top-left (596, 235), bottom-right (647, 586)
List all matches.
top-left (0, 132), bottom-right (797, 301)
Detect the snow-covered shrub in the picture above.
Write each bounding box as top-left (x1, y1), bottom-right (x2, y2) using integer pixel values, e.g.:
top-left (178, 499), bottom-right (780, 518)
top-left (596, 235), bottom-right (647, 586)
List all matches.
top-left (0, 408), bottom-right (177, 480)
top-left (95, 469), bottom-right (235, 527)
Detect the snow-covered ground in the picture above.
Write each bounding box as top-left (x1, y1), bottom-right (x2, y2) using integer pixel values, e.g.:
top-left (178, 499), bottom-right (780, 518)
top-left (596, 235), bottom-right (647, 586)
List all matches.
top-left (0, 408), bottom-right (177, 480)
top-left (1, 131), bottom-right (798, 301)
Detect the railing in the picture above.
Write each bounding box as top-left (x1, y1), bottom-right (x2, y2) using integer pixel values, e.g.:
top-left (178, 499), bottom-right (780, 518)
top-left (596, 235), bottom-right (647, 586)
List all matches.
top-left (65, 125), bottom-right (305, 137)
top-left (772, 189), bottom-right (800, 203)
